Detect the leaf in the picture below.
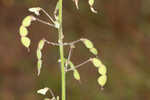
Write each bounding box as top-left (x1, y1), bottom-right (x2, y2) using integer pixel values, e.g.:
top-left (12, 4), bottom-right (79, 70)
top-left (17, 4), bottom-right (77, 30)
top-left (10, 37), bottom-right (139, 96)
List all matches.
top-left (92, 58), bottom-right (102, 67)
top-left (82, 39), bottom-right (94, 49)
top-left (98, 64), bottom-right (107, 75)
top-left (97, 75), bottom-right (107, 87)
top-left (73, 70), bottom-right (80, 81)
top-left (38, 39), bottom-right (45, 50)
top-left (37, 87), bottom-right (49, 95)
top-left (22, 16), bottom-right (35, 27)
top-left (73, 0), bottom-right (79, 9)
top-left (37, 49), bottom-right (42, 60)
top-left (37, 59), bottom-right (42, 76)
top-left (21, 37), bottom-right (31, 48)
top-left (28, 7), bottom-right (41, 16)
top-left (19, 26), bottom-right (28, 37)
top-left (90, 48), bottom-right (98, 55)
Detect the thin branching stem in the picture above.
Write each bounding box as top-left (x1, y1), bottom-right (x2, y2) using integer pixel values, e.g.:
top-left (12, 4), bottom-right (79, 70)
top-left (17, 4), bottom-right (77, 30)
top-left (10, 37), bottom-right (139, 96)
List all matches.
top-left (65, 45), bottom-right (74, 67)
top-left (41, 8), bottom-right (55, 24)
top-left (66, 58), bottom-right (92, 72)
top-left (36, 18), bottom-right (55, 27)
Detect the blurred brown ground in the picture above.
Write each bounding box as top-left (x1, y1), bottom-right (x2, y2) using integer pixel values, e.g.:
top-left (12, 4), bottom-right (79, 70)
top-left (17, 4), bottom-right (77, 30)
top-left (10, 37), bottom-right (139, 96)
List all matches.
top-left (0, 0), bottom-right (150, 100)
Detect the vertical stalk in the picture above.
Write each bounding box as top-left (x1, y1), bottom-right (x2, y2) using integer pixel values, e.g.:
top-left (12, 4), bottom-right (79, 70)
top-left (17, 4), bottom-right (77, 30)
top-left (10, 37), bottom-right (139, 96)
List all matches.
top-left (58, 0), bottom-right (66, 100)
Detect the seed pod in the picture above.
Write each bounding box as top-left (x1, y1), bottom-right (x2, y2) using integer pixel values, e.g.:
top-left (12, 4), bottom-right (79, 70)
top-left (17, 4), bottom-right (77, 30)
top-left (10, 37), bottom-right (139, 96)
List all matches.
top-left (37, 59), bottom-right (42, 76)
top-left (37, 49), bottom-right (42, 60)
top-left (97, 75), bottom-right (107, 87)
top-left (37, 87), bottom-right (49, 95)
top-left (19, 26), bottom-right (28, 37)
top-left (21, 37), bottom-right (31, 48)
top-left (92, 58), bottom-right (102, 67)
top-left (90, 48), bottom-right (98, 55)
top-left (88, 0), bottom-right (94, 6)
top-left (22, 16), bottom-right (35, 27)
top-left (38, 39), bottom-right (45, 50)
top-left (28, 7), bottom-right (41, 16)
top-left (73, 70), bottom-right (80, 81)
top-left (98, 64), bottom-right (107, 75)
top-left (82, 39), bottom-right (94, 49)
top-left (88, 0), bottom-right (97, 13)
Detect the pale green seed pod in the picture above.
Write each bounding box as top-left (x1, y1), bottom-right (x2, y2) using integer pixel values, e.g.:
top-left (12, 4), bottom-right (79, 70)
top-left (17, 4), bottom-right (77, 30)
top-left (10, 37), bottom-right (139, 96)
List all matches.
top-left (98, 64), bottom-right (107, 75)
top-left (22, 16), bottom-right (35, 27)
top-left (92, 58), bottom-right (102, 67)
top-left (38, 39), bottom-right (45, 50)
top-left (37, 87), bottom-right (49, 95)
top-left (97, 75), bottom-right (107, 87)
top-left (19, 26), bottom-right (28, 37)
top-left (73, 70), bottom-right (80, 81)
top-left (37, 59), bottom-right (42, 76)
top-left (28, 7), bottom-right (41, 16)
top-left (90, 48), bottom-right (98, 55)
top-left (21, 37), bottom-right (31, 48)
top-left (82, 39), bottom-right (94, 49)
top-left (88, 0), bottom-right (94, 6)
top-left (37, 49), bottom-right (42, 60)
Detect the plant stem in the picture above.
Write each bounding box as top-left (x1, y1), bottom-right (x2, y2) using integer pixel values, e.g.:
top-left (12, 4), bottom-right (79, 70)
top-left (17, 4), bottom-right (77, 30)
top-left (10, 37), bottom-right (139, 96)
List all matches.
top-left (58, 0), bottom-right (66, 100)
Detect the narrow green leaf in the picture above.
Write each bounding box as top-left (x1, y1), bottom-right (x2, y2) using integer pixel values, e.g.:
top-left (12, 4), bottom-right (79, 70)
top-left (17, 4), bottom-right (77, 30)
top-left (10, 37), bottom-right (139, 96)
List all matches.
top-left (37, 49), bottom-right (42, 60)
top-left (92, 58), bottom-right (102, 67)
top-left (82, 39), bottom-right (94, 49)
top-left (73, 70), bottom-right (80, 81)
top-left (38, 39), bottom-right (45, 50)
top-left (21, 37), bottom-right (31, 48)
top-left (98, 64), bottom-right (107, 75)
top-left (90, 48), bottom-right (98, 55)
top-left (97, 75), bottom-right (107, 87)
top-left (37, 59), bottom-right (42, 76)
top-left (19, 26), bottom-right (28, 37)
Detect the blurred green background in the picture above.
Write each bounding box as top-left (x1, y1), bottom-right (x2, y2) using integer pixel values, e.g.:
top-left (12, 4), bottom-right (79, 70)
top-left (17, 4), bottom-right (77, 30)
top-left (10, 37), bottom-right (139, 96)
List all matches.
top-left (0, 0), bottom-right (150, 100)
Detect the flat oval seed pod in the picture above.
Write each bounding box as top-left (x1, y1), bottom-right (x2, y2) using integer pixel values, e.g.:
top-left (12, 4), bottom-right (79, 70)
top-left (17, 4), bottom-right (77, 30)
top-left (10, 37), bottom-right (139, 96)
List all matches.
top-left (37, 59), bottom-right (42, 76)
top-left (21, 37), bottom-right (31, 48)
top-left (37, 87), bottom-right (49, 95)
top-left (22, 16), bottom-right (35, 27)
top-left (98, 64), bottom-right (107, 75)
top-left (97, 75), bottom-right (107, 87)
top-left (38, 39), bottom-right (45, 50)
top-left (28, 7), bottom-right (41, 16)
top-left (90, 48), bottom-right (98, 55)
top-left (92, 58), bottom-right (102, 67)
top-left (73, 70), bottom-right (80, 81)
top-left (88, 0), bottom-right (94, 6)
top-left (82, 39), bottom-right (94, 49)
top-left (37, 49), bottom-right (42, 60)
top-left (19, 26), bottom-right (28, 37)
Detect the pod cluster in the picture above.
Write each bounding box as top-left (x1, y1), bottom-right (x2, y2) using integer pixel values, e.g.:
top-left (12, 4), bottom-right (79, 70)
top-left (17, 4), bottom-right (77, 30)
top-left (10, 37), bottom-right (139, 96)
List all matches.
top-left (19, 16), bottom-right (36, 51)
top-left (81, 38), bottom-right (107, 88)
top-left (36, 39), bottom-right (45, 76)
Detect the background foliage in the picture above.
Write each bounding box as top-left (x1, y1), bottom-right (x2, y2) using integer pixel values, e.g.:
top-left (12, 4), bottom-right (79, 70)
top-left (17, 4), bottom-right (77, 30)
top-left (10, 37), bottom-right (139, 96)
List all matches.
top-left (0, 0), bottom-right (150, 100)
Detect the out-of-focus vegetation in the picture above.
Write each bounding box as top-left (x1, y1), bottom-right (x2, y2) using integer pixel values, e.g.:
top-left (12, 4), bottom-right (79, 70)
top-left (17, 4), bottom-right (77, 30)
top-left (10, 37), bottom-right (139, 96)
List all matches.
top-left (0, 0), bottom-right (150, 100)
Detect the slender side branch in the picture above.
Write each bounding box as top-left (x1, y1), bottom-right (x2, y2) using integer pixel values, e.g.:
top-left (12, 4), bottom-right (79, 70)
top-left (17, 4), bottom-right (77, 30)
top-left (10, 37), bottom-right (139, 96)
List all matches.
top-left (36, 18), bottom-right (55, 27)
top-left (66, 58), bottom-right (92, 72)
top-left (65, 45), bottom-right (74, 67)
top-left (41, 8), bottom-right (55, 24)
top-left (44, 39), bottom-right (60, 46)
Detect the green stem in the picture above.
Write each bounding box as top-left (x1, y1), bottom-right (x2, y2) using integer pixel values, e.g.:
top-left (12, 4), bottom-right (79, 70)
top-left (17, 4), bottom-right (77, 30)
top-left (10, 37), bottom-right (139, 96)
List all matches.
top-left (58, 0), bottom-right (66, 100)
